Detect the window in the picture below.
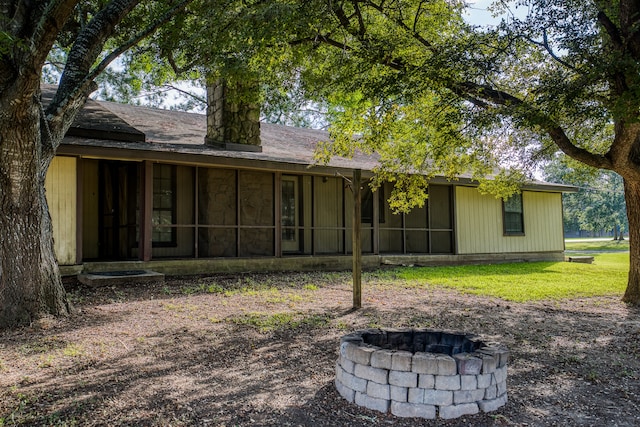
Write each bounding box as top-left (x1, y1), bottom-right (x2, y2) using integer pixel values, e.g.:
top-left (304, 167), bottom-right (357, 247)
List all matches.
top-left (503, 193), bottom-right (524, 235)
top-left (152, 164), bottom-right (176, 246)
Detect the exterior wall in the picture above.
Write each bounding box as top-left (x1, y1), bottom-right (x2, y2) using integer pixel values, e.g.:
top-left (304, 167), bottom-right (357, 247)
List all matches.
top-left (47, 153), bottom-right (566, 268)
top-left (198, 168), bottom-right (237, 257)
top-left (238, 170), bottom-right (274, 256)
top-left (45, 156), bottom-right (77, 265)
top-left (455, 186), bottom-right (564, 254)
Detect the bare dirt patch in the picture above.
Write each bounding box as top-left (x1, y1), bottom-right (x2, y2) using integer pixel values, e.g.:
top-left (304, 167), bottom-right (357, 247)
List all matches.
top-left (1, 271), bottom-right (639, 426)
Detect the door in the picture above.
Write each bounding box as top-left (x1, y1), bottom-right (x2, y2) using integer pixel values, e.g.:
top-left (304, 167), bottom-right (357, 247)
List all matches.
top-left (281, 176), bottom-right (300, 253)
top-left (98, 161), bottom-right (139, 259)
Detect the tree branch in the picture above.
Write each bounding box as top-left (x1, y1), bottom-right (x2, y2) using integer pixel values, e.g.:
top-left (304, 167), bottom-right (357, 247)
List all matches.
top-left (160, 84), bottom-right (206, 104)
top-left (15, 0), bottom-right (78, 81)
top-left (86, 0), bottom-right (193, 84)
top-left (540, 28), bottom-right (578, 72)
top-left (353, 0), bottom-right (366, 37)
top-left (166, 50), bottom-right (197, 76)
top-left (54, 0), bottom-right (140, 101)
top-left (320, 0), bottom-right (615, 173)
top-left (618, 0), bottom-right (640, 60)
top-left (456, 81), bottom-right (613, 170)
top-left (597, 10), bottom-right (623, 50)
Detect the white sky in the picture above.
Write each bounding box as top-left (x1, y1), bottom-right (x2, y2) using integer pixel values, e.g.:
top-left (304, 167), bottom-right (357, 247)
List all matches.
top-left (465, 0), bottom-right (500, 26)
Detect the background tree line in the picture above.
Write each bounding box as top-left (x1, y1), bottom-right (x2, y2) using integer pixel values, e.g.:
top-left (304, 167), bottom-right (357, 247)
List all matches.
top-left (544, 156), bottom-right (628, 240)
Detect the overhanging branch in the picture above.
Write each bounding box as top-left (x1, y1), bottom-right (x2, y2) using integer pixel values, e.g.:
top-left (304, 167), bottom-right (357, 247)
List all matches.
top-left (46, 0), bottom-right (193, 145)
top-left (86, 0), bottom-right (193, 83)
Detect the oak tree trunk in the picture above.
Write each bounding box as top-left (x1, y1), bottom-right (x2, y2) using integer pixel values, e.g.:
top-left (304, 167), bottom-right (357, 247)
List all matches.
top-left (0, 87), bottom-right (69, 328)
top-left (622, 178), bottom-right (640, 304)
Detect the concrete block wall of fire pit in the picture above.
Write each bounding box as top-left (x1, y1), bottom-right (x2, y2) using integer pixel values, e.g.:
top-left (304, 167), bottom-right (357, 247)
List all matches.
top-left (335, 328), bottom-right (508, 420)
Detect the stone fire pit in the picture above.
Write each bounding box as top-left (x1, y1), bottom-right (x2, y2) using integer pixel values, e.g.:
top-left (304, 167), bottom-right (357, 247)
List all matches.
top-left (335, 328), bottom-right (508, 420)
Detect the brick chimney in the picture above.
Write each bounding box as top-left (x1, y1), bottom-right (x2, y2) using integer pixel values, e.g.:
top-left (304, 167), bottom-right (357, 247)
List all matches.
top-left (205, 79), bottom-right (261, 152)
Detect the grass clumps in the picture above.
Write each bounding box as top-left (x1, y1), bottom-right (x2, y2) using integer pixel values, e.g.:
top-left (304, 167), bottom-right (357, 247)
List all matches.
top-left (228, 312), bottom-right (329, 332)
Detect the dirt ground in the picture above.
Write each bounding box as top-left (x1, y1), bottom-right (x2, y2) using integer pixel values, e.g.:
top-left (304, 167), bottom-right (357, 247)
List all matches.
top-left (1, 271), bottom-right (639, 426)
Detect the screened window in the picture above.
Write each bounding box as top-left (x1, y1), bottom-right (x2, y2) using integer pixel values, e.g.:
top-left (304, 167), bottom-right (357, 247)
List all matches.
top-left (361, 184), bottom-right (384, 223)
top-left (503, 193), bottom-right (524, 235)
top-left (152, 164), bottom-right (176, 246)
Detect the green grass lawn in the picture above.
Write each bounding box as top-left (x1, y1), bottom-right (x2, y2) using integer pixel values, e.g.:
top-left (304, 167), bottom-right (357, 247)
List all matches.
top-left (564, 239), bottom-right (630, 251)
top-left (394, 252), bottom-right (629, 302)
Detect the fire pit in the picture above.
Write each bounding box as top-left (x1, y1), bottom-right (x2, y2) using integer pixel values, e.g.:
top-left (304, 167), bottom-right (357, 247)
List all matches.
top-left (335, 328), bottom-right (508, 420)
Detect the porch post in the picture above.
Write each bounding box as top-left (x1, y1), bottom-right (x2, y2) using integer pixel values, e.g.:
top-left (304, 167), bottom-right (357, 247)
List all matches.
top-left (372, 182), bottom-right (379, 255)
top-left (139, 160), bottom-right (153, 261)
top-left (353, 169), bottom-right (362, 309)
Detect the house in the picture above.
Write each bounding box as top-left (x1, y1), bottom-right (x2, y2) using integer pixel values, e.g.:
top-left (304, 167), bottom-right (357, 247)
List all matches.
top-left (43, 86), bottom-right (575, 276)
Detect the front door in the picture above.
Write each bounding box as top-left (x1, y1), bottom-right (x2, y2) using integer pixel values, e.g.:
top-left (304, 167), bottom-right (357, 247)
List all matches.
top-left (98, 161), bottom-right (139, 259)
top-left (281, 176), bottom-right (300, 253)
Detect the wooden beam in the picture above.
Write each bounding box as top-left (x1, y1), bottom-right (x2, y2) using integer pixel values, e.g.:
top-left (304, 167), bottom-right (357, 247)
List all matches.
top-left (352, 169), bottom-right (362, 309)
top-left (275, 172), bottom-right (282, 257)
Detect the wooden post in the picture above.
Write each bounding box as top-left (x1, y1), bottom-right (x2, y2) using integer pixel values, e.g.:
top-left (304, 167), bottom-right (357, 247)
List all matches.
top-left (352, 169), bottom-right (362, 309)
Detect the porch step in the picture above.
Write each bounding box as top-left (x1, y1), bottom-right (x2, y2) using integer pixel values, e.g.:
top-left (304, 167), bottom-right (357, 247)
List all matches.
top-left (78, 270), bottom-right (165, 287)
top-left (567, 256), bottom-right (595, 264)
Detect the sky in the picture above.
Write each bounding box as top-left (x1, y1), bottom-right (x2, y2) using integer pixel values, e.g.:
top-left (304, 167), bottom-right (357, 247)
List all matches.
top-left (464, 0), bottom-right (500, 26)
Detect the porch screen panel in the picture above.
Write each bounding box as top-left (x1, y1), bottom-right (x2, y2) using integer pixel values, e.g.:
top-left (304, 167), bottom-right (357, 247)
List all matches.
top-left (152, 165), bottom-right (195, 258)
top-left (405, 204), bottom-right (428, 253)
top-left (314, 176), bottom-right (344, 254)
top-left (379, 183), bottom-right (403, 253)
top-left (431, 231), bottom-right (453, 253)
top-left (302, 175), bottom-right (313, 255)
top-left (429, 185), bottom-right (454, 254)
top-left (345, 184), bottom-right (373, 254)
top-left (239, 170), bottom-right (274, 256)
top-left (197, 168), bottom-right (237, 257)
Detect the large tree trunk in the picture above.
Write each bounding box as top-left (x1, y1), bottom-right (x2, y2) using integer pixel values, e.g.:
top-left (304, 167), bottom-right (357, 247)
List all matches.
top-left (622, 179), bottom-right (640, 304)
top-left (0, 85), bottom-right (69, 328)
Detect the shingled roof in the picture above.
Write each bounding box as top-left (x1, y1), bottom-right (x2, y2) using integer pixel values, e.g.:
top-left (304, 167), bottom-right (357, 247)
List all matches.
top-left (48, 86), bottom-right (378, 175)
top-left (49, 86), bottom-right (575, 192)
top-left (42, 86), bottom-right (145, 142)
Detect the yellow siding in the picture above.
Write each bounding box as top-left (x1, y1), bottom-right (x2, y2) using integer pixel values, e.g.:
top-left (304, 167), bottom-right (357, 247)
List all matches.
top-left (455, 186), bottom-right (564, 254)
top-left (45, 157), bottom-right (77, 265)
